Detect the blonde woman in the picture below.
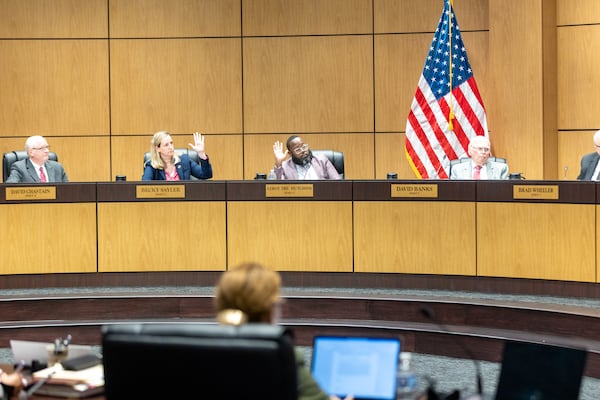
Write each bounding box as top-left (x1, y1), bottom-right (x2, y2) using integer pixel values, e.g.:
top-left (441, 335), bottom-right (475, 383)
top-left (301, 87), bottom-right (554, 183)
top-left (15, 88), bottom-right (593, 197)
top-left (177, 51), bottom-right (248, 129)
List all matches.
top-left (142, 131), bottom-right (212, 180)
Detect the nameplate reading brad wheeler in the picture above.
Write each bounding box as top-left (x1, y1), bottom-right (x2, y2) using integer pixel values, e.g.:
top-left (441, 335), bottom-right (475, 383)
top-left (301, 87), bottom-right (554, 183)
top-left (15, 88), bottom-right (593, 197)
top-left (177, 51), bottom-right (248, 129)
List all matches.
top-left (391, 184), bottom-right (438, 198)
top-left (513, 185), bottom-right (559, 200)
top-left (266, 184), bottom-right (314, 197)
top-left (136, 185), bottom-right (185, 199)
top-left (6, 186), bottom-right (57, 200)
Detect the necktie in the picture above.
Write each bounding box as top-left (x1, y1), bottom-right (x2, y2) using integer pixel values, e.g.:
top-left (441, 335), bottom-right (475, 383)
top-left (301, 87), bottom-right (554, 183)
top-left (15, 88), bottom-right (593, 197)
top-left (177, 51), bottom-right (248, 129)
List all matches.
top-left (39, 167), bottom-right (47, 183)
top-left (473, 165), bottom-right (481, 180)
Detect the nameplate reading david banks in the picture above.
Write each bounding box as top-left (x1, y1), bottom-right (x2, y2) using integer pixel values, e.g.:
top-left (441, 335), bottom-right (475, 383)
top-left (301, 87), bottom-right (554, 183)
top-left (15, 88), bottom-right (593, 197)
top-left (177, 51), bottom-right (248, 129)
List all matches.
top-left (266, 184), bottom-right (314, 197)
top-left (136, 185), bottom-right (185, 199)
top-left (6, 186), bottom-right (56, 200)
top-left (391, 184), bottom-right (438, 198)
top-left (513, 185), bottom-right (559, 200)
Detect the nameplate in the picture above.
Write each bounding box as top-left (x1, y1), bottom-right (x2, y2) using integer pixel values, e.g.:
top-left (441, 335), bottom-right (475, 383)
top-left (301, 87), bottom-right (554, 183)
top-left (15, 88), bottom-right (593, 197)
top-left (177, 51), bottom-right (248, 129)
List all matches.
top-left (6, 186), bottom-right (56, 200)
top-left (391, 184), bottom-right (438, 198)
top-left (136, 185), bottom-right (186, 199)
top-left (265, 184), bottom-right (314, 198)
top-left (513, 185), bottom-right (559, 200)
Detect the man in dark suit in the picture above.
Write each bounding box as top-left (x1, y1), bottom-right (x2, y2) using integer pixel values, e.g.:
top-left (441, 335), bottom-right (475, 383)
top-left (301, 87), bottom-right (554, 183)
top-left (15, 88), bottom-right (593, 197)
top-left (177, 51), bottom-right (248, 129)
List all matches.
top-left (5, 135), bottom-right (68, 183)
top-left (577, 130), bottom-right (600, 180)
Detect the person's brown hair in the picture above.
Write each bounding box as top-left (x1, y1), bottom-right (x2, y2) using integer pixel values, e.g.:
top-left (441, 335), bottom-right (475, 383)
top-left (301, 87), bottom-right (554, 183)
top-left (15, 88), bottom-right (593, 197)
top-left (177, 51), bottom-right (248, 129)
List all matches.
top-left (215, 262), bottom-right (281, 323)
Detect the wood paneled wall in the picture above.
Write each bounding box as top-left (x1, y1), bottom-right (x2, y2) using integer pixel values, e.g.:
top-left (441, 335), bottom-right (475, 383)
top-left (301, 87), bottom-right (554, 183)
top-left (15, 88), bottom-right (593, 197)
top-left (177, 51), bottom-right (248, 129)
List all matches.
top-left (0, 1), bottom-right (594, 181)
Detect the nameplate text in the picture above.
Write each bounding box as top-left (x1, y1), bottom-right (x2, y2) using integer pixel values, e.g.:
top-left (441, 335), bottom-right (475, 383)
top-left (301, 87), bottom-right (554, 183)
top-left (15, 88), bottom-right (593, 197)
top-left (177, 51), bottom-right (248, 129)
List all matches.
top-left (6, 186), bottom-right (57, 200)
top-left (136, 185), bottom-right (185, 198)
top-left (266, 184), bottom-right (314, 197)
top-left (391, 184), bottom-right (438, 198)
top-left (513, 185), bottom-right (559, 200)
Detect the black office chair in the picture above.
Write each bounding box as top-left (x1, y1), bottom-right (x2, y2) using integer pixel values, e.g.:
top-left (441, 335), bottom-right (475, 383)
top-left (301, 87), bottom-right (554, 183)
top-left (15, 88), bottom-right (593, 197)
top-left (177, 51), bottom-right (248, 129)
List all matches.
top-left (448, 156), bottom-right (506, 177)
top-left (2, 150), bottom-right (59, 182)
top-left (312, 149), bottom-right (344, 178)
top-left (102, 323), bottom-right (298, 400)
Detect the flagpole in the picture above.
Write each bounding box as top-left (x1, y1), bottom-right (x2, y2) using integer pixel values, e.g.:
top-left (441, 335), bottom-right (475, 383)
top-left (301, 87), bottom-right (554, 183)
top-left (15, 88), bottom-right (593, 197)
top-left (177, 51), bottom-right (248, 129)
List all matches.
top-left (448, 0), bottom-right (455, 131)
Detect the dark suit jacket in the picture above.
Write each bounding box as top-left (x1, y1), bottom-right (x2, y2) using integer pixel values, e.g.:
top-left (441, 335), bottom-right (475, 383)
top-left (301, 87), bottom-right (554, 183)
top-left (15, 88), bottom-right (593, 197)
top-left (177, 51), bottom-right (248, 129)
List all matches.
top-left (5, 159), bottom-right (68, 183)
top-left (274, 154), bottom-right (341, 180)
top-left (142, 154), bottom-right (213, 180)
top-left (577, 152), bottom-right (600, 180)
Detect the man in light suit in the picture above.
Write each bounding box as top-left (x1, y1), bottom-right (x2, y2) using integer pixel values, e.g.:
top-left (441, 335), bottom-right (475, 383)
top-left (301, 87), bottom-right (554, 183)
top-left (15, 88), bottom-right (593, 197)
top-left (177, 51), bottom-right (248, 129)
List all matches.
top-left (450, 135), bottom-right (508, 180)
top-left (272, 135), bottom-right (341, 180)
top-left (5, 135), bottom-right (68, 183)
top-left (577, 130), bottom-right (600, 180)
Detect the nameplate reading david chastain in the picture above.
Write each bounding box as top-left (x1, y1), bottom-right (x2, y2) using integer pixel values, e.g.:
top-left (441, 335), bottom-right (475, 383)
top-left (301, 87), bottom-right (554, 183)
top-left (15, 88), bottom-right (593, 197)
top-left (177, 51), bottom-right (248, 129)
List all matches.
top-left (6, 186), bottom-right (56, 200)
top-left (513, 185), bottom-right (559, 200)
top-left (136, 185), bottom-right (185, 199)
top-left (266, 184), bottom-right (314, 197)
top-left (391, 184), bottom-right (438, 198)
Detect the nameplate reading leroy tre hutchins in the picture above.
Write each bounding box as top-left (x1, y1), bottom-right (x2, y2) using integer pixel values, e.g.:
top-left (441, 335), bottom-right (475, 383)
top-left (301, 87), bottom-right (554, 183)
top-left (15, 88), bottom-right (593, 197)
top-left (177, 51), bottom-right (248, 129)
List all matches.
top-left (6, 186), bottom-right (56, 200)
top-left (266, 184), bottom-right (314, 197)
top-left (391, 184), bottom-right (438, 198)
top-left (136, 185), bottom-right (185, 199)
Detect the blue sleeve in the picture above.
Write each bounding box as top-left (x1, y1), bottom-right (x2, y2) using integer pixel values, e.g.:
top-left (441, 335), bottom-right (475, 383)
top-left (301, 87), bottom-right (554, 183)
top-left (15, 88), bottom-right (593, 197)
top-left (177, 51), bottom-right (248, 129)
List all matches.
top-left (142, 162), bottom-right (155, 180)
top-left (190, 157), bottom-right (213, 179)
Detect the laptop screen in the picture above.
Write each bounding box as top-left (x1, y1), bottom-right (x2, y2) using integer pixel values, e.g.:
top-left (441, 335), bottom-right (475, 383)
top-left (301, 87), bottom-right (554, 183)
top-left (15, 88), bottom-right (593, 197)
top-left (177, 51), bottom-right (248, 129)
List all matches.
top-left (311, 336), bottom-right (401, 400)
top-left (494, 341), bottom-right (587, 400)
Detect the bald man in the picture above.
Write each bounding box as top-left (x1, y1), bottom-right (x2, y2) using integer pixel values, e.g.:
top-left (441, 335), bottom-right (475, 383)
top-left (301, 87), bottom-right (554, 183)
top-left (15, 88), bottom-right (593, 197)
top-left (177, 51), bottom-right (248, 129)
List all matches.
top-left (450, 136), bottom-right (508, 180)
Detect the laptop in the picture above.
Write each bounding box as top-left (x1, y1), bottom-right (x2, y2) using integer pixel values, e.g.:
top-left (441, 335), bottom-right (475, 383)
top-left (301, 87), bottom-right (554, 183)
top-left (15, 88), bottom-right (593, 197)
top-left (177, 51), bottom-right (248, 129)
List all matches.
top-left (10, 340), bottom-right (96, 365)
top-left (494, 340), bottom-right (588, 400)
top-left (311, 335), bottom-right (401, 400)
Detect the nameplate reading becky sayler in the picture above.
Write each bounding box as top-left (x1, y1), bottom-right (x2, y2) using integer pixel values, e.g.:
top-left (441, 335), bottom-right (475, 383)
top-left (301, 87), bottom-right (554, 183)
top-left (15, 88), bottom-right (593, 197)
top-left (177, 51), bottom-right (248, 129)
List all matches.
top-left (266, 184), bottom-right (314, 198)
top-left (391, 184), bottom-right (438, 198)
top-left (136, 185), bottom-right (185, 199)
top-left (5, 186), bottom-right (57, 200)
top-left (513, 185), bottom-right (559, 200)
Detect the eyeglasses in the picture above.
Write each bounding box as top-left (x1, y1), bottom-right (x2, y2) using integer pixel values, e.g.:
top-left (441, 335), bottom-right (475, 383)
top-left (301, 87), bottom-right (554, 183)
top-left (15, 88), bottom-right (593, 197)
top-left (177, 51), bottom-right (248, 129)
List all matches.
top-left (32, 145), bottom-right (50, 151)
top-left (291, 144), bottom-right (309, 155)
top-left (472, 146), bottom-right (490, 153)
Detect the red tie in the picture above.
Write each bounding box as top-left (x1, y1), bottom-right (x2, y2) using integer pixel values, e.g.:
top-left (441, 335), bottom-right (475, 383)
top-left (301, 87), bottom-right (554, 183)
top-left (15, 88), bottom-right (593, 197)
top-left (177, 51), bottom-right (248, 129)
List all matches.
top-left (39, 167), bottom-right (47, 183)
top-left (473, 165), bottom-right (481, 180)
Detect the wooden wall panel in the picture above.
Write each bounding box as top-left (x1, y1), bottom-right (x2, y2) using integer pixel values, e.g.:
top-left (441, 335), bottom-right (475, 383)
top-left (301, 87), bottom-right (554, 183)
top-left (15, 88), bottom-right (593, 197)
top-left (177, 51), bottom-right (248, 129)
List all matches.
top-left (98, 202), bottom-right (227, 272)
top-left (375, 0), bottom-right (488, 33)
top-left (110, 38), bottom-right (242, 135)
top-left (488, 0), bottom-right (543, 179)
top-left (50, 137), bottom-right (111, 182)
top-left (375, 32), bottom-right (489, 134)
top-left (109, 0), bottom-right (240, 38)
top-left (243, 0), bottom-right (371, 36)
top-left (243, 36), bottom-right (373, 133)
top-left (0, 203), bottom-right (96, 274)
top-left (227, 201), bottom-right (353, 271)
top-left (375, 132), bottom-right (413, 179)
top-left (354, 201), bottom-right (476, 275)
top-left (557, 0), bottom-right (600, 25)
top-left (0, 0), bottom-right (107, 38)
top-left (243, 133), bottom-right (375, 180)
top-left (558, 131), bottom-right (595, 181)
top-left (557, 26), bottom-right (600, 130)
top-left (0, 40), bottom-right (109, 136)
top-left (111, 134), bottom-right (243, 182)
top-left (478, 203), bottom-right (595, 282)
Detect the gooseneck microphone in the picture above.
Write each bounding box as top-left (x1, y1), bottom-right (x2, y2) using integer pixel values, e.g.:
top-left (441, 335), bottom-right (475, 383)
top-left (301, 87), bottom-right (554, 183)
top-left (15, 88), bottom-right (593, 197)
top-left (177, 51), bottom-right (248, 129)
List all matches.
top-left (420, 305), bottom-right (483, 398)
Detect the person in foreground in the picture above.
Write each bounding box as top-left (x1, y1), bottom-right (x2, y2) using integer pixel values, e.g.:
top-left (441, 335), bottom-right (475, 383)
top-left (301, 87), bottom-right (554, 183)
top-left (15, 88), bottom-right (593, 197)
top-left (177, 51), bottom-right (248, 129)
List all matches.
top-left (272, 135), bottom-right (341, 180)
top-left (449, 135), bottom-right (508, 180)
top-left (577, 129), bottom-right (600, 180)
top-left (0, 369), bottom-right (24, 400)
top-left (214, 262), bottom-right (352, 400)
top-left (142, 131), bottom-right (213, 180)
top-left (5, 135), bottom-right (68, 183)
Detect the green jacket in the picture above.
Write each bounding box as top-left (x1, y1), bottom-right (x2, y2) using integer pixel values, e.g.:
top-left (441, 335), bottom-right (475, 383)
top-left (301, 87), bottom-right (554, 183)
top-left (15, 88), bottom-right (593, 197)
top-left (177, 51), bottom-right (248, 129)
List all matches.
top-left (296, 348), bottom-right (330, 400)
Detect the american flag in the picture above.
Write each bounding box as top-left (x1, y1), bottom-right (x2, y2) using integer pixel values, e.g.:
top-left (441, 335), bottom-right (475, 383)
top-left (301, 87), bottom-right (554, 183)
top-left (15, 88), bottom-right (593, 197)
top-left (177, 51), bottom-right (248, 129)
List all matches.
top-left (405, 0), bottom-right (488, 179)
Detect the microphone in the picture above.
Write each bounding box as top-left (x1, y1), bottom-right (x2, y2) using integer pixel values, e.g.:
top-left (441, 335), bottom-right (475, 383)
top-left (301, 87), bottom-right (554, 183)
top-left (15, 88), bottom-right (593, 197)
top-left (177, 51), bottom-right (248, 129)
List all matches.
top-left (563, 166), bottom-right (568, 179)
top-left (433, 154), bottom-right (448, 179)
top-left (420, 305), bottom-right (483, 399)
